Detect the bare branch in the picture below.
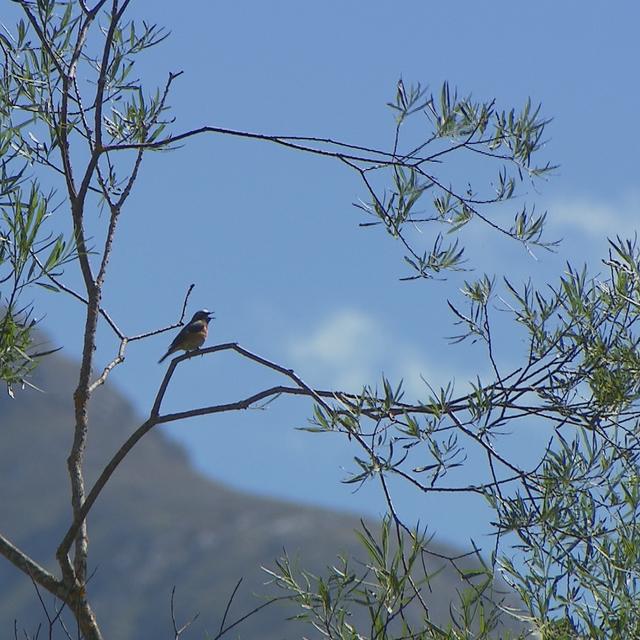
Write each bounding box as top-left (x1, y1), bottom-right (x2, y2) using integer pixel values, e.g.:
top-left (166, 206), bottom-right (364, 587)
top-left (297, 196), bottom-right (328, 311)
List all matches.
top-left (0, 533), bottom-right (69, 602)
top-left (219, 578), bottom-right (243, 636)
top-left (59, 340), bottom-right (340, 562)
top-left (211, 595), bottom-right (287, 640)
top-left (31, 252), bottom-right (125, 339)
top-left (88, 338), bottom-right (127, 393)
top-left (102, 125), bottom-right (412, 164)
top-left (170, 587), bottom-right (200, 639)
top-left (88, 283), bottom-right (194, 390)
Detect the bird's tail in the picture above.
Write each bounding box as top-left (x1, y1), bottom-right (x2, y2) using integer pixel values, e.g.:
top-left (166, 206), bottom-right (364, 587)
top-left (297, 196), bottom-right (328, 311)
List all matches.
top-left (158, 350), bottom-right (171, 364)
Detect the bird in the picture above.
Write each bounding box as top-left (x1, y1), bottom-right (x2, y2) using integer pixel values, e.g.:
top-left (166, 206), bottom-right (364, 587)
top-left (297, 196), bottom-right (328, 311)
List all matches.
top-left (158, 309), bottom-right (215, 364)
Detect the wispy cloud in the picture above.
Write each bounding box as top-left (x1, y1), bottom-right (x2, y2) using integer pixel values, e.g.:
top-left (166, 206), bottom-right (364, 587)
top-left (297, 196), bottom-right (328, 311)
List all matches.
top-left (549, 192), bottom-right (639, 239)
top-left (287, 308), bottom-right (448, 399)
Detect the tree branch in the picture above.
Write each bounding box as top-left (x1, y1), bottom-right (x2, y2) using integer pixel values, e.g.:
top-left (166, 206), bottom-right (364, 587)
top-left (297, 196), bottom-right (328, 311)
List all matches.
top-left (87, 284), bottom-right (194, 392)
top-left (0, 533), bottom-right (69, 602)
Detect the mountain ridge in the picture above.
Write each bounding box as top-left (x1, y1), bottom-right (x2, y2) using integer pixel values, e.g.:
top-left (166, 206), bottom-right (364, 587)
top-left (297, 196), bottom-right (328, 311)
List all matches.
top-left (0, 346), bottom-right (517, 638)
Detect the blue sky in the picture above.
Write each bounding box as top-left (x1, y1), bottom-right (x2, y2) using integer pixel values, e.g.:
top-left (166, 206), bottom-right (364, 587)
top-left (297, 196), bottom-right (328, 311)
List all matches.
top-left (14, 1), bottom-right (640, 549)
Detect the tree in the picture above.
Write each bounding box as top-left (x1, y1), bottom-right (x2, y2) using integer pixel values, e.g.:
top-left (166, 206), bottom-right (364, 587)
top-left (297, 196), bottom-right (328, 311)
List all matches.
top-left (3, 1), bottom-right (636, 639)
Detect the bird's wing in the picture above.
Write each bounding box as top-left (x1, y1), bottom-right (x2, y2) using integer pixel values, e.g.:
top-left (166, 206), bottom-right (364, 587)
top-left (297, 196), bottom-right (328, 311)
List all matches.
top-left (167, 325), bottom-right (190, 350)
top-left (185, 320), bottom-right (206, 333)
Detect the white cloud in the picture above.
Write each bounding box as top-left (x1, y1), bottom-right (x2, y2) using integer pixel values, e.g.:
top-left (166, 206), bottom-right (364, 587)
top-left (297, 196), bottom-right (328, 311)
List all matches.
top-left (287, 308), bottom-right (446, 399)
top-left (290, 309), bottom-right (381, 369)
top-left (549, 192), bottom-right (640, 239)
top-left (288, 309), bottom-right (382, 390)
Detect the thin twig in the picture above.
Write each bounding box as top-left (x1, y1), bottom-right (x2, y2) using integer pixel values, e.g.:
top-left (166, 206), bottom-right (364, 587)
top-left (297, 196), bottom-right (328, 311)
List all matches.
top-left (219, 577), bottom-right (243, 635)
top-left (88, 284), bottom-right (195, 391)
top-left (170, 587), bottom-right (200, 639)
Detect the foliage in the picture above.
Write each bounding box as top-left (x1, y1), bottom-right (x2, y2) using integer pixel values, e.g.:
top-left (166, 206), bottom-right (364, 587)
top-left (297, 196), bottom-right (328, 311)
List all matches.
top-left (353, 78), bottom-right (558, 281)
top-left (293, 237), bottom-right (640, 639)
top-left (0, 43), bottom-right (75, 394)
top-left (266, 518), bottom-right (522, 639)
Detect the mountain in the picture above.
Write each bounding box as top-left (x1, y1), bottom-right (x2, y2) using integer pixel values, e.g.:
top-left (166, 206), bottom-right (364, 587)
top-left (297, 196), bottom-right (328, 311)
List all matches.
top-left (0, 347), bottom-right (520, 638)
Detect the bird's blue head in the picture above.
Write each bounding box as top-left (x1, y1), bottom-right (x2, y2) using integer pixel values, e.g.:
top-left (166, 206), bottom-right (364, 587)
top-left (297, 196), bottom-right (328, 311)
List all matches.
top-left (191, 309), bottom-right (214, 323)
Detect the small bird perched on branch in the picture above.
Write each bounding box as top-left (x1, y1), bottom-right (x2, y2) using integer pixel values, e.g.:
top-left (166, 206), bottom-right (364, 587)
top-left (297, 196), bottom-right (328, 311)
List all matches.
top-left (158, 309), bottom-right (215, 363)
